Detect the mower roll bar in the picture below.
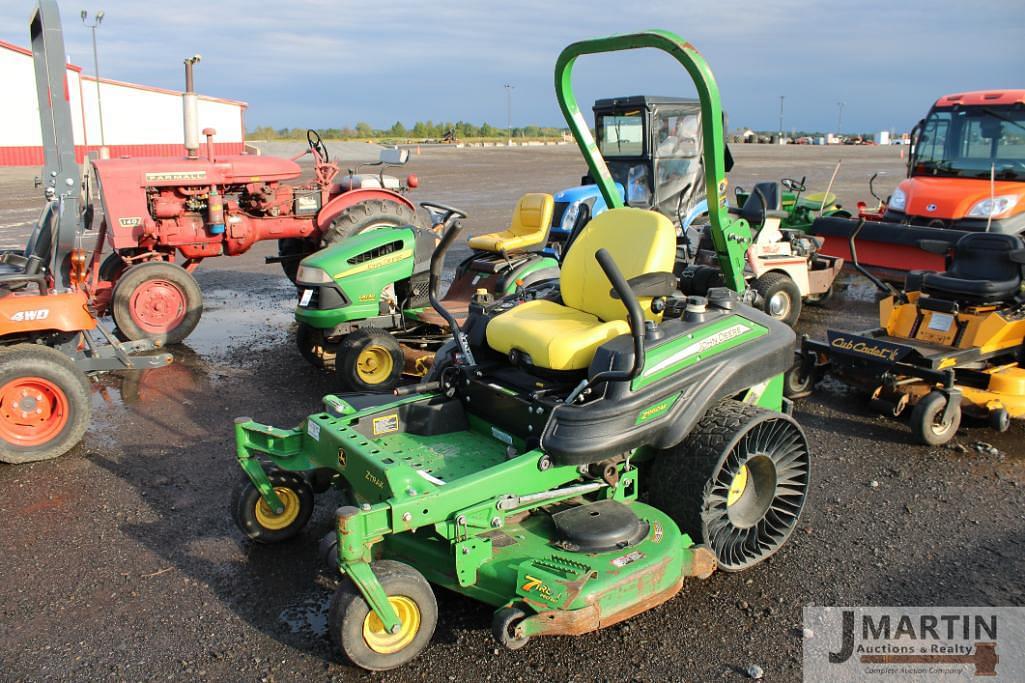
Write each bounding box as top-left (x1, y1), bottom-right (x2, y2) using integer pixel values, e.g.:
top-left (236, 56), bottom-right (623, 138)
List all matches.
top-left (428, 214), bottom-right (477, 366)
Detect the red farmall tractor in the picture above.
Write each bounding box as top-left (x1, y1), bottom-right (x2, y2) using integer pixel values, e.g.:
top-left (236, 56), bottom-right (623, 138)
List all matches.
top-left (88, 58), bottom-right (421, 344)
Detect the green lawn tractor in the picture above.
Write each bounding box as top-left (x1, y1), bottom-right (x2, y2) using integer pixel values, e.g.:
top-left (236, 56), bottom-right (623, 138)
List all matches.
top-left (231, 31), bottom-right (811, 671)
top-left (293, 196), bottom-right (560, 392)
top-left (734, 175), bottom-right (851, 232)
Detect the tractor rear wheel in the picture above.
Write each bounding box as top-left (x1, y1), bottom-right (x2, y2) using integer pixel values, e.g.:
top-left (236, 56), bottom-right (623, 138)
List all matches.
top-left (335, 329), bottom-right (404, 393)
top-left (0, 344), bottom-right (90, 464)
top-left (321, 200), bottom-right (421, 246)
top-left (647, 399), bottom-right (810, 572)
top-left (111, 261), bottom-right (203, 345)
top-left (753, 272), bottom-right (802, 326)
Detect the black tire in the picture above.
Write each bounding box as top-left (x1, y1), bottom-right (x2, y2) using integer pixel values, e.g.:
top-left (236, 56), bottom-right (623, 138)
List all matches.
top-left (98, 252), bottom-right (129, 283)
top-left (783, 358), bottom-right (814, 399)
top-left (328, 560), bottom-right (437, 671)
top-left (111, 261), bottom-right (203, 345)
top-left (232, 469), bottom-right (315, 543)
top-left (753, 272), bottom-right (802, 326)
top-left (0, 344), bottom-right (91, 464)
top-left (278, 238), bottom-right (316, 284)
top-left (492, 607), bottom-right (531, 650)
top-left (648, 399), bottom-right (810, 572)
top-left (909, 391), bottom-right (961, 446)
top-left (321, 200), bottom-right (421, 247)
top-left (989, 407), bottom-right (1011, 433)
top-left (335, 328), bottom-right (404, 393)
top-left (296, 323), bottom-right (338, 372)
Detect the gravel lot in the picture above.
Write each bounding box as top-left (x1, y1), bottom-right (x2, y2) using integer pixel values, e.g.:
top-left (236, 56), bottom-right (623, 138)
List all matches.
top-left (1, 144), bottom-right (1022, 682)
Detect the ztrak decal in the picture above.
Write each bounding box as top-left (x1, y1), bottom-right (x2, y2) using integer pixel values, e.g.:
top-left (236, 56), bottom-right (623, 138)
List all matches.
top-left (827, 331), bottom-right (911, 363)
top-left (372, 414), bottom-right (399, 436)
top-left (144, 170), bottom-right (207, 182)
top-left (9, 308), bottom-right (50, 322)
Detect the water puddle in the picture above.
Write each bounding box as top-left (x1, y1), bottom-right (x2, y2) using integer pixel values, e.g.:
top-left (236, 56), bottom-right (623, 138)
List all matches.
top-left (279, 593), bottom-right (330, 638)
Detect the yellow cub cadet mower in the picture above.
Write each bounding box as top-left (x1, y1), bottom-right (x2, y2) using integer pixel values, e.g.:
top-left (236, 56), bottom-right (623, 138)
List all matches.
top-left (791, 222), bottom-right (1025, 444)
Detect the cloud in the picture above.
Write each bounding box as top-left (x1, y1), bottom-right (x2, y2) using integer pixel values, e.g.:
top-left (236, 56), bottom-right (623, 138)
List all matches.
top-left (0, 0), bottom-right (1017, 132)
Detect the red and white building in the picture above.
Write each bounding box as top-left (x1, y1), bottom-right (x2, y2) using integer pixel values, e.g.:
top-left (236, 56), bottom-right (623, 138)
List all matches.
top-left (1, 39), bottom-right (247, 166)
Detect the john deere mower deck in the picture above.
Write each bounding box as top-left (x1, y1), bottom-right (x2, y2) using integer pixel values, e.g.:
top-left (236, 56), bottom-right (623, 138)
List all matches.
top-left (231, 31), bottom-right (811, 671)
top-left (790, 222), bottom-right (1025, 445)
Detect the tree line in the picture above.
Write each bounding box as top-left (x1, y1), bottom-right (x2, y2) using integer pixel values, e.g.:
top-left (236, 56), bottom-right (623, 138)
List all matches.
top-left (248, 121), bottom-right (568, 141)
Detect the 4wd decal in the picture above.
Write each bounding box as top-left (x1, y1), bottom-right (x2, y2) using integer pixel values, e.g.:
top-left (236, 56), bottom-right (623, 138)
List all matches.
top-left (827, 331), bottom-right (911, 363)
top-left (10, 308), bottom-right (50, 322)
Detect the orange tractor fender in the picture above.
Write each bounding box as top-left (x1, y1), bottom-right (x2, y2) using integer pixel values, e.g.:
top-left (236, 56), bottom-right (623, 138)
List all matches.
top-left (0, 290), bottom-right (96, 337)
top-left (316, 188), bottom-right (417, 230)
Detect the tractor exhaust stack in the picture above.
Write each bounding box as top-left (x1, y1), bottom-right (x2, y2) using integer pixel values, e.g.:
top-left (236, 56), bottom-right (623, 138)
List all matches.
top-left (183, 54), bottom-right (202, 159)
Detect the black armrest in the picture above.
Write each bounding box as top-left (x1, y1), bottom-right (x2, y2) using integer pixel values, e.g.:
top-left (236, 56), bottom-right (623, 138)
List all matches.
top-left (917, 239), bottom-right (951, 255)
top-left (1008, 249), bottom-right (1025, 264)
top-left (0, 252), bottom-right (28, 267)
top-left (610, 271), bottom-right (678, 299)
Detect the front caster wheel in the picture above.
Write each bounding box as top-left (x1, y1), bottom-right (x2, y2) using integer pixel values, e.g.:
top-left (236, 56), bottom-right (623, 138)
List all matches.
top-left (909, 391), bottom-right (961, 446)
top-left (328, 560), bottom-right (437, 671)
top-left (783, 359), bottom-right (814, 399)
top-left (232, 469), bottom-right (314, 543)
top-left (492, 606), bottom-right (531, 650)
top-left (648, 399), bottom-right (810, 572)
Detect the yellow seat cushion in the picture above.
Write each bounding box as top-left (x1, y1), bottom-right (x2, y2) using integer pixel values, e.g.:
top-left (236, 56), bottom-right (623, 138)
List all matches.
top-left (485, 299), bottom-right (630, 370)
top-left (797, 191), bottom-right (836, 209)
top-left (468, 193), bottom-right (554, 253)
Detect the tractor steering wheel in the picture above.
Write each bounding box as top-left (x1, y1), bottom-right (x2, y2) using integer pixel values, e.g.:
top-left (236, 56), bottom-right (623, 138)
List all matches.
top-left (420, 201), bottom-right (468, 227)
top-left (781, 177), bottom-right (806, 193)
top-left (307, 129), bottom-right (329, 163)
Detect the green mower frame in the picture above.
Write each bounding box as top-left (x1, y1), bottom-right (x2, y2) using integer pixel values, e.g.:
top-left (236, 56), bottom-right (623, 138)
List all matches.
top-left (232, 30), bottom-right (809, 671)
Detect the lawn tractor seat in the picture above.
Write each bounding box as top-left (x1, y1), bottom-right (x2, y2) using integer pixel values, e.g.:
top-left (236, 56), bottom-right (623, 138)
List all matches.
top-left (486, 207), bottom-right (675, 371)
top-left (921, 232), bottom-right (1025, 304)
top-left (796, 191), bottom-right (836, 210)
top-left (467, 193), bottom-right (554, 254)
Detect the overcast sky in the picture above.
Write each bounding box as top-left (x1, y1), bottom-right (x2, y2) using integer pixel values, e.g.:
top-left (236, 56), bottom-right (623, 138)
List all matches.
top-left (2, 1), bottom-right (1020, 133)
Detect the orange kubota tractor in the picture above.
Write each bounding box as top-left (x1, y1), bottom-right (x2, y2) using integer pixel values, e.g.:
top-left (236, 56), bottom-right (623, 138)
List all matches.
top-left (0, 0), bottom-right (170, 464)
top-left (812, 90), bottom-right (1025, 281)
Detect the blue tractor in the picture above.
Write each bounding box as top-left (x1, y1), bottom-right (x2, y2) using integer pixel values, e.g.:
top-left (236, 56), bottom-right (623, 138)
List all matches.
top-left (547, 95), bottom-right (720, 257)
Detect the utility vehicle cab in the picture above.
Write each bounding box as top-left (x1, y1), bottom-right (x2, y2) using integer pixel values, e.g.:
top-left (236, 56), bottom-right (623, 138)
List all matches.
top-left (548, 96), bottom-right (715, 254)
top-left (887, 90), bottom-right (1025, 232)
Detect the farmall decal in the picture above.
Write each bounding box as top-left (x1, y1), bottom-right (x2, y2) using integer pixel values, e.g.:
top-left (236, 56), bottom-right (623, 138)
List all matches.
top-left (144, 171), bottom-right (208, 182)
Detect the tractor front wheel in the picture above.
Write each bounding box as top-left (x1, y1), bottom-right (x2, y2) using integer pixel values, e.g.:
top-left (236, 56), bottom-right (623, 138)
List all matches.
top-left (909, 391), bottom-right (961, 446)
top-left (0, 344), bottom-right (90, 464)
top-left (753, 272), bottom-right (802, 326)
top-left (648, 399), bottom-right (810, 572)
top-left (111, 261), bottom-right (203, 345)
top-left (296, 323), bottom-right (339, 371)
top-left (232, 469), bottom-right (315, 543)
top-left (328, 560), bottom-right (438, 671)
top-left (335, 329), bottom-right (404, 393)
top-left (321, 200), bottom-right (421, 246)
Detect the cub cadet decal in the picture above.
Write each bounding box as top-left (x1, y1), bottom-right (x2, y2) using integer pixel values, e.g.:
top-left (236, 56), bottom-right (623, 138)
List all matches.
top-left (118, 217), bottom-right (143, 228)
top-left (144, 171), bottom-right (207, 182)
top-left (827, 331), bottom-right (910, 363)
top-left (372, 414), bottom-right (399, 436)
top-left (635, 393), bottom-right (681, 425)
top-left (10, 308), bottom-right (50, 322)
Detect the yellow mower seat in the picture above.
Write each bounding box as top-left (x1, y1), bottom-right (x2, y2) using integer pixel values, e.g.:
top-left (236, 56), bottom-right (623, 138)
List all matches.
top-left (467, 193), bottom-right (554, 253)
top-left (486, 207), bottom-right (676, 371)
top-left (796, 191), bottom-right (836, 210)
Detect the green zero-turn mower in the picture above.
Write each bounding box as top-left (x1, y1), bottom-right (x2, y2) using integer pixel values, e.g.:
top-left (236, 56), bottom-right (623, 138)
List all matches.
top-left (293, 196), bottom-right (560, 392)
top-left (232, 31), bottom-right (811, 671)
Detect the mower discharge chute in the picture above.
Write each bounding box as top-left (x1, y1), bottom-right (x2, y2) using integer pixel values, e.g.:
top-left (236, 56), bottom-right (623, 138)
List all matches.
top-left (231, 30), bottom-right (811, 671)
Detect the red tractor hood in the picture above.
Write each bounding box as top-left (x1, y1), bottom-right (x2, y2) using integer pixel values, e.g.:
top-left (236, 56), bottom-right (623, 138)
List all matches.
top-left (898, 176), bottom-right (1025, 220)
top-left (92, 155), bottom-right (302, 188)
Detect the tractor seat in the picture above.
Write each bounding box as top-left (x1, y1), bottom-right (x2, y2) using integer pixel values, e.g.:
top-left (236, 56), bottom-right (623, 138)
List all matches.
top-left (486, 208), bottom-right (675, 371)
top-left (796, 191), bottom-right (836, 210)
top-left (921, 232), bottom-right (1025, 304)
top-left (335, 174), bottom-right (401, 191)
top-left (0, 203), bottom-right (55, 289)
top-left (467, 193), bottom-right (554, 254)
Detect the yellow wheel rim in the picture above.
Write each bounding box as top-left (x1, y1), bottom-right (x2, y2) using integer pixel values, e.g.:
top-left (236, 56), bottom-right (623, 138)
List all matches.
top-left (362, 596), bottom-right (421, 654)
top-left (254, 486), bottom-right (301, 531)
top-left (356, 345), bottom-right (394, 384)
top-left (727, 464), bottom-right (749, 508)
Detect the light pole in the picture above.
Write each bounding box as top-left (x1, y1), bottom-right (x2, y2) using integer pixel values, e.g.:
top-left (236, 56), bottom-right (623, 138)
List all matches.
top-left (81, 9), bottom-right (107, 158)
top-left (779, 95), bottom-right (785, 143)
top-left (836, 101), bottom-right (845, 137)
top-left (504, 83), bottom-right (513, 145)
